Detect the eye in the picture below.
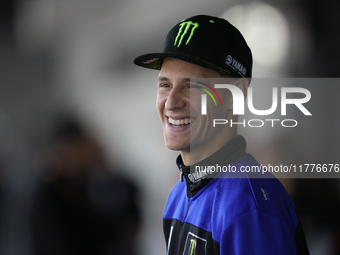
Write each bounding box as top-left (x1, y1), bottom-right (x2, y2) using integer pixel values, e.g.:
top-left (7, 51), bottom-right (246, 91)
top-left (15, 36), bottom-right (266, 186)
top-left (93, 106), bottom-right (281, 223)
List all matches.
top-left (188, 83), bottom-right (199, 89)
top-left (159, 83), bottom-right (171, 88)
top-left (188, 84), bottom-right (204, 92)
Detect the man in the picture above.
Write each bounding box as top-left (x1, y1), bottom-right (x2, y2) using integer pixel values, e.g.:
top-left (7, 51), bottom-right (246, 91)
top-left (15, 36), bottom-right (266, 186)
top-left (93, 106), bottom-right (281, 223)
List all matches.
top-left (134, 15), bottom-right (309, 254)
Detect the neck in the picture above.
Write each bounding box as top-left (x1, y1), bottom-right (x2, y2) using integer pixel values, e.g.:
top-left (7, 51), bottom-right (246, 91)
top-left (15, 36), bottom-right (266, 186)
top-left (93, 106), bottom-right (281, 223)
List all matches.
top-left (180, 132), bottom-right (237, 166)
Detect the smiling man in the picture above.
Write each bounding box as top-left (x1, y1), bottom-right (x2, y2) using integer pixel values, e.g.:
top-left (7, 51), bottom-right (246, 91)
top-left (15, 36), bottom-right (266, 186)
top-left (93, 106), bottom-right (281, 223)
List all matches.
top-left (156, 58), bottom-right (242, 165)
top-left (134, 15), bottom-right (309, 255)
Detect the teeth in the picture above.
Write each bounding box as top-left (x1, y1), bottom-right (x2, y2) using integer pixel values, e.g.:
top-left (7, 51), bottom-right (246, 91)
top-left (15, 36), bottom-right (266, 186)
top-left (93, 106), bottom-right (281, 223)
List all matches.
top-left (168, 117), bottom-right (194, 126)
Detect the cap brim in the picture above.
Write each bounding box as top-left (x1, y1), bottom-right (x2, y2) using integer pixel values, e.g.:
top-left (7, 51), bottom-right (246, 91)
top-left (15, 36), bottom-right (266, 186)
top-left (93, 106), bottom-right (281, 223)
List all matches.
top-left (133, 52), bottom-right (231, 75)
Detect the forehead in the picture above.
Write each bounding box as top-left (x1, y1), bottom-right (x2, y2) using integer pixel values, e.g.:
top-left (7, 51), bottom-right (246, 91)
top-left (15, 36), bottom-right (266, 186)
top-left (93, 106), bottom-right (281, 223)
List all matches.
top-left (158, 57), bottom-right (220, 79)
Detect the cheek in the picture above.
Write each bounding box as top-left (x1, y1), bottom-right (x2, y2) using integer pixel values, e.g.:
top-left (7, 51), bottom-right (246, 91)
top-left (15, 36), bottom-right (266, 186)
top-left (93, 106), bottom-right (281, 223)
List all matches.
top-left (189, 93), bottom-right (204, 114)
top-left (219, 91), bottom-right (232, 105)
top-left (156, 94), bottom-right (166, 116)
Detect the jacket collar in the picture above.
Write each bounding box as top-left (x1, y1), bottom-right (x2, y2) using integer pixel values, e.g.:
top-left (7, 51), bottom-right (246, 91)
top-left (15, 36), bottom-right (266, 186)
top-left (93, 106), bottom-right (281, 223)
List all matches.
top-left (176, 135), bottom-right (247, 198)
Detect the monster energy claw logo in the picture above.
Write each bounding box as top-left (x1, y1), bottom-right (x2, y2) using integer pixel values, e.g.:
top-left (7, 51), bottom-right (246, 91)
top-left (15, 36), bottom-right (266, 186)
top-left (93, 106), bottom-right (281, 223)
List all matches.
top-left (174, 21), bottom-right (199, 47)
top-left (188, 239), bottom-right (197, 255)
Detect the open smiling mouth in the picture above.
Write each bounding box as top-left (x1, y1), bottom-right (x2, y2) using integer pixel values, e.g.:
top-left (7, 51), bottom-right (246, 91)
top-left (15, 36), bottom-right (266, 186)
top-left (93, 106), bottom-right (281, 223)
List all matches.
top-left (168, 117), bottom-right (195, 127)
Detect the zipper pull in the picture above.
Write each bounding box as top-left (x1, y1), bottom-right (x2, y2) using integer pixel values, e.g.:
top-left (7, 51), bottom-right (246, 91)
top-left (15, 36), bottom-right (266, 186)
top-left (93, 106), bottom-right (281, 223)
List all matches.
top-left (180, 167), bottom-right (183, 182)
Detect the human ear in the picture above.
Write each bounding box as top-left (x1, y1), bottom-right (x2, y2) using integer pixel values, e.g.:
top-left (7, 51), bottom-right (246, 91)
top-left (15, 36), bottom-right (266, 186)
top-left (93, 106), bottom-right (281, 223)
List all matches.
top-left (233, 78), bottom-right (248, 101)
top-left (225, 77), bottom-right (249, 112)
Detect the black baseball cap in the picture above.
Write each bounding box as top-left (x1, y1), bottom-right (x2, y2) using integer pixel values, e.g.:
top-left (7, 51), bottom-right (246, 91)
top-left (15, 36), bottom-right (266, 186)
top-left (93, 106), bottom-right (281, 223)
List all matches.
top-left (133, 14), bottom-right (253, 79)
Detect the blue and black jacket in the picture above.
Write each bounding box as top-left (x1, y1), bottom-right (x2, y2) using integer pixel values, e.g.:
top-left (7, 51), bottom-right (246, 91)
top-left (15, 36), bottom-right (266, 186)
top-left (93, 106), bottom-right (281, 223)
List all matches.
top-left (163, 136), bottom-right (309, 254)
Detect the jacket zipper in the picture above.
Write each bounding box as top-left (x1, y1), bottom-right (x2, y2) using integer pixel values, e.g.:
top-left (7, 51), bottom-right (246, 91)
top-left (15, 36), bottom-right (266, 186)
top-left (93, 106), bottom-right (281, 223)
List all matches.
top-left (180, 166), bottom-right (183, 182)
top-left (180, 165), bottom-right (191, 220)
top-left (184, 199), bottom-right (191, 220)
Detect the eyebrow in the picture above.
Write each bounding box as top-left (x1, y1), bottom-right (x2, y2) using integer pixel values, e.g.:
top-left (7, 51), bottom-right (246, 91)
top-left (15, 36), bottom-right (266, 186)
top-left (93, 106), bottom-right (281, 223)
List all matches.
top-left (157, 76), bottom-right (191, 83)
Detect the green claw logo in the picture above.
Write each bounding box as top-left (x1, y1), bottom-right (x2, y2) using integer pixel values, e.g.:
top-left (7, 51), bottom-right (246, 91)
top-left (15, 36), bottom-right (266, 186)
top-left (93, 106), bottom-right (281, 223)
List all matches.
top-left (188, 239), bottom-right (196, 255)
top-left (174, 21), bottom-right (199, 47)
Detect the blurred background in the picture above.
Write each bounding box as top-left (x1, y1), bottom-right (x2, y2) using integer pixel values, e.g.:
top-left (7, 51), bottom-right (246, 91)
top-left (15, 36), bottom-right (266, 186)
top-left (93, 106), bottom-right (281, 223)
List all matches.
top-left (1, 0), bottom-right (340, 254)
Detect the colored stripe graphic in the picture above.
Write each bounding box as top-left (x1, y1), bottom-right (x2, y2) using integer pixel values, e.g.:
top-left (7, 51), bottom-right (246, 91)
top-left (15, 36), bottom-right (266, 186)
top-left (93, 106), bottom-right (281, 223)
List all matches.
top-left (197, 82), bottom-right (223, 106)
top-left (199, 88), bottom-right (217, 106)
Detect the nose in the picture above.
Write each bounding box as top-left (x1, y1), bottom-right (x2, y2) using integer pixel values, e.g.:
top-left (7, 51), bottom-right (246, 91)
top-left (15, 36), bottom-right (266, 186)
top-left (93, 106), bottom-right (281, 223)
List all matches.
top-left (165, 86), bottom-right (187, 111)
